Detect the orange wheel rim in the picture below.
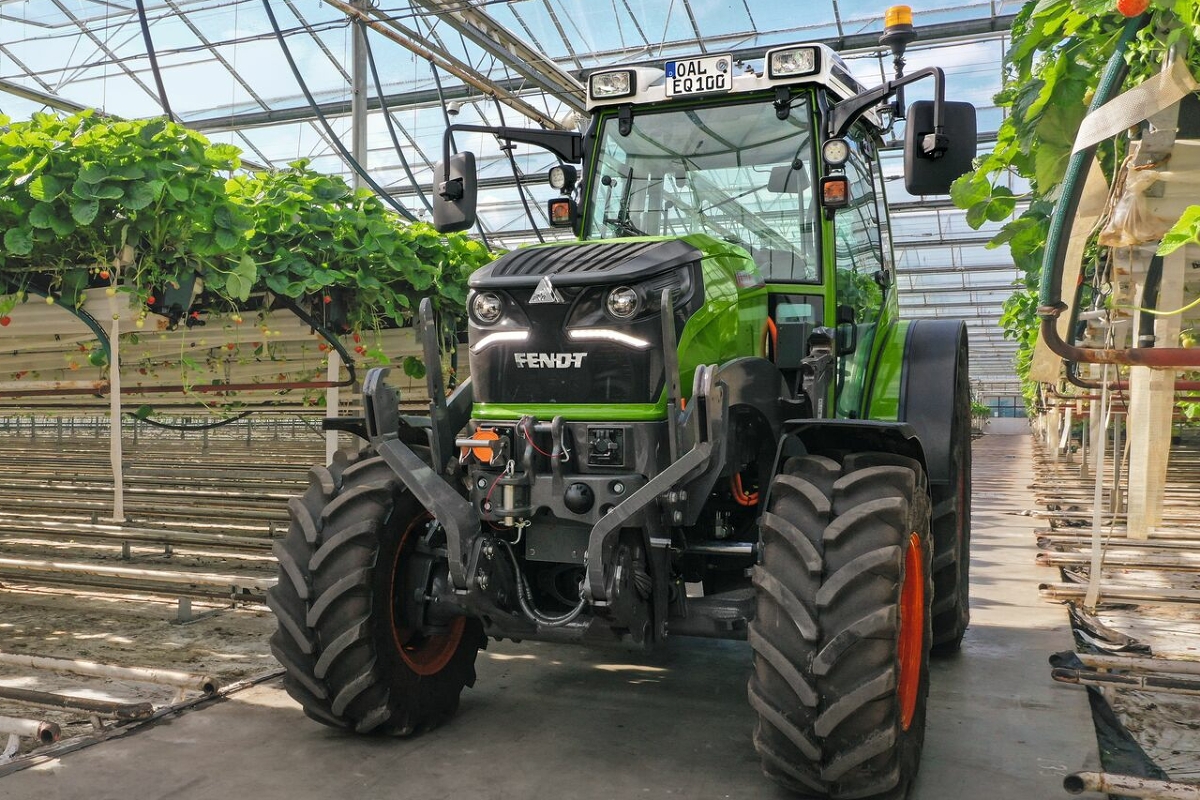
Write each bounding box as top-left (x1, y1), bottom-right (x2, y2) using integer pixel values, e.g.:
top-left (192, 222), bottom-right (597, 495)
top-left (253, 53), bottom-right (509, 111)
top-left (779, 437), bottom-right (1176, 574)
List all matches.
top-left (897, 532), bottom-right (925, 730)
top-left (389, 514), bottom-right (466, 676)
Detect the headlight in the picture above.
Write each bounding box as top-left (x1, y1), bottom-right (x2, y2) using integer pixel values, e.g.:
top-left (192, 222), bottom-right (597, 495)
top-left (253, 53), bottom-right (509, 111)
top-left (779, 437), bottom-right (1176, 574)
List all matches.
top-left (606, 286), bottom-right (639, 319)
top-left (767, 46), bottom-right (818, 79)
top-left (589, 70), bottom-right (635, 100)
top-left (471, 292), bottom-right (503, 324)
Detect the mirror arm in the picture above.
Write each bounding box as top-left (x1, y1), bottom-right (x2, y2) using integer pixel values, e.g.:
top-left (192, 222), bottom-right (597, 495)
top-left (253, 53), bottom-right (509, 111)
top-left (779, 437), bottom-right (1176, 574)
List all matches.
top-left (827, 66), bottom-right (947, 151)
top-left (440, 124), bottom-right (584, 184)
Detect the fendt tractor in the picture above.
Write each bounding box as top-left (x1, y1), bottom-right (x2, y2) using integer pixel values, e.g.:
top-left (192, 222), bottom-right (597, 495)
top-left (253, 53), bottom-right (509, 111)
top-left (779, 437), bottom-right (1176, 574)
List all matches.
top-left (269, 7), bottom-right (977, 798)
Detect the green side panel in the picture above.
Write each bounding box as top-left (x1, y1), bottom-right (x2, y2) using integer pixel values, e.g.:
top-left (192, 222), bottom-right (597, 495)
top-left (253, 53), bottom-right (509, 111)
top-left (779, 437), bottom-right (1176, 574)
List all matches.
top-left (675, 233), bottom-right (767, 396)
top-left (473, 402), bottom-right (665, 422)
top-left (865, 319), bottom-right (910, 422)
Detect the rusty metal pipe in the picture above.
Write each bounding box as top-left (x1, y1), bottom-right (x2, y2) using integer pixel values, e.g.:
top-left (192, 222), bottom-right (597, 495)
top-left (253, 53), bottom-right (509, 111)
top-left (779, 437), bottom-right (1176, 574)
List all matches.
top-left (0, 652), bottom-right (219, 695)
top-left (0, 686), bottom-right (153, 721)
top-left (1065, 772), bottom-right (1200, 798)
top-left (1040, 313), bottom-right (1200, 367)
top-left (1076, 652), bottom-right (1200, 676)
top-left (1052, 667), bottom-right (1200, 696)
top-left (0, 714), bottom-right (60, 746)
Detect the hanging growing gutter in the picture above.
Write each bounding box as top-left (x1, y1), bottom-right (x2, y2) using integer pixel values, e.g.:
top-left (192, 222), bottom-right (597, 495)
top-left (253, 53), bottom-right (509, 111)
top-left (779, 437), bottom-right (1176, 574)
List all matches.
top-left (1037, 14), bottom-right (1200, 367)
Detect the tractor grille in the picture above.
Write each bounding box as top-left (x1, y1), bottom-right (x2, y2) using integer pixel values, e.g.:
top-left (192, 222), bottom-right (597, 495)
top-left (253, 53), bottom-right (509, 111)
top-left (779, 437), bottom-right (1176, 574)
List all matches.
top-left (471, 239), bottom-right (701, 288)
top-left (489, 241), bottom-right (663, 278)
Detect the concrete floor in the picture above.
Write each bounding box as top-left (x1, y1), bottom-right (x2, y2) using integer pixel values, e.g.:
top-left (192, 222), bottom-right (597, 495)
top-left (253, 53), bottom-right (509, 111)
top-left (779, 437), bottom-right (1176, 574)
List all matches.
top-left (1, 434), bottom-right (1101, 800)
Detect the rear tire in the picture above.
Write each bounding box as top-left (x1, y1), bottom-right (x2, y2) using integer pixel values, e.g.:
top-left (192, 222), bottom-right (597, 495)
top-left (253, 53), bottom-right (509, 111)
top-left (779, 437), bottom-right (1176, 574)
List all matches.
top-left (930, 337), bottom-right (971, 655)
top-left (268, 449), bottom-right (484, 734)
top-left (749, 452), bottom-right (933, 799)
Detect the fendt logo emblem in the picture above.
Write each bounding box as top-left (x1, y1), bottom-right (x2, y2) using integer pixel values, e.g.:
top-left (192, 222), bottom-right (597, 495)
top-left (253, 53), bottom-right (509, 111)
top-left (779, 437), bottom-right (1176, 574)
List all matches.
top-left (514, 353), bottom-right (586, 368)
top-left (529, 275), bottom-right (565, 304)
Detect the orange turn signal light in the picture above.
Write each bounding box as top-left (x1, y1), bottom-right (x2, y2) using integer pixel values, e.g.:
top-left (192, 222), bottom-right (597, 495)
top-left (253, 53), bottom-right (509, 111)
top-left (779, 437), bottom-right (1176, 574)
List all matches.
top-left (820, 176), bottom-right (850, 209)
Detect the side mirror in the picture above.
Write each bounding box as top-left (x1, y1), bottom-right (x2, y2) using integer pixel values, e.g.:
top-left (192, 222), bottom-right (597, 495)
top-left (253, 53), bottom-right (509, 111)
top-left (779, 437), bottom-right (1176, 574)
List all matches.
top-left (768, 163), bottom-right (809, 194)
top-left (903, 100), bottom-right (976, 196)
top-left (432, 152), bottom-right (478, 233)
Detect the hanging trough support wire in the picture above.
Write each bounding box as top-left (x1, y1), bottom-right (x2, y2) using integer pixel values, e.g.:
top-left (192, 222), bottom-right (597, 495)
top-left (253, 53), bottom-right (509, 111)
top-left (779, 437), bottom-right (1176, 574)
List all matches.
top-left (133, 0), bottom-right (176, 121)
top-left (261, 0), bottom-right (419, 222)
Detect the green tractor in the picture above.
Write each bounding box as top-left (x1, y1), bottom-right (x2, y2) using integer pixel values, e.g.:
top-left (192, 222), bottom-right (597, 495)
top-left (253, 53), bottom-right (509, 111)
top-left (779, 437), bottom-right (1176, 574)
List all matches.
top-left (269, 9), bottom-right (976, 798)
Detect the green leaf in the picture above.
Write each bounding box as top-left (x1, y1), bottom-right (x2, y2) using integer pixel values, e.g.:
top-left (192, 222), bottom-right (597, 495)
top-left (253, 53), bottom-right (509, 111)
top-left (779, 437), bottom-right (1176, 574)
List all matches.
top-left (167, 181), bottom-right (190, 202)
top-left (215, 228), bottom-right (240, 250)
top-left (3, 227), bottom-right (33, 256)
top-left (27, 174), bottom-right (63, 201)
top-left (48, 212), bottom-right (76, 237)
top-left (402, 355), bottom-right (426, 380)
top-left (28, 203), bottom-right (56, 229)
top-left (124, 181), bottom-right (157, 210)
top-left (1157, 205), bottom-right (1200, 255)
top-left (133, 404), bottom-right (155, 420)
top-left (79, 162), bottom-right (108, 184)
top-left (92, 183), bottom-right (125, 200)
top-left (71, 198), bottom-right (100, 225)
top-left (225, 272), bottom-right (251, 301)
top-left (949, 172), bottom-right (992, 209)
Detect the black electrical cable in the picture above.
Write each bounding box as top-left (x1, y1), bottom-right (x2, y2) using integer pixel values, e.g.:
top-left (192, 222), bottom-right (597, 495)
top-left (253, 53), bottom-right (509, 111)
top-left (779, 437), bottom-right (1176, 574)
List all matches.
top-left (491, 97), bottom-right (545, 244)
top-left (129, 410), bottom-right (254, 431)
top-left (134, 0), bottom-right (176, 121)
top-left (361, 26), bottom-right (432, 213)
top-left (260, 0), bottom-right (418, 222)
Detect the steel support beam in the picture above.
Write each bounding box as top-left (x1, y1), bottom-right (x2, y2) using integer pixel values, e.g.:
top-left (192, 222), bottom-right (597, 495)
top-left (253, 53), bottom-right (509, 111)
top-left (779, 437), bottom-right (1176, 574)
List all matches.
top-left (320, 0), bottom-right (565, 130)
top-left (409, 0), bottom-right (586, 112)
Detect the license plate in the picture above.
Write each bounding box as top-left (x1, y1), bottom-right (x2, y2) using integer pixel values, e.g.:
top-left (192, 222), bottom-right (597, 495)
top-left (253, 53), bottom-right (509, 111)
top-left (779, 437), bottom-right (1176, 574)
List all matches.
top-left (664, 54), bottom-right (733, 97)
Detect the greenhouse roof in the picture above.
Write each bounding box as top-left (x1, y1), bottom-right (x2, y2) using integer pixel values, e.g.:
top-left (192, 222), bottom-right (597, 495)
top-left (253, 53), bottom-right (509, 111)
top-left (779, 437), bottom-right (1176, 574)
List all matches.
top-left (0, 0), bottom-right (1025, 396)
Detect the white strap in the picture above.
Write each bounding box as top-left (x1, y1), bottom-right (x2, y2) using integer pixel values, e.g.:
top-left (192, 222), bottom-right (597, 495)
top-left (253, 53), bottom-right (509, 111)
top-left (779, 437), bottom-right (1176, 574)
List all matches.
top-left (1073, 58), bottom-right (1199, 154)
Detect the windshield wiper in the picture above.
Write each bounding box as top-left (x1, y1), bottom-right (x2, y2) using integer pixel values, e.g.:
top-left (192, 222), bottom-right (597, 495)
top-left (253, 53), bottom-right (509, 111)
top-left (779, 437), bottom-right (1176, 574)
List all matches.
top-left (601, 169), bottom-right (645, 236)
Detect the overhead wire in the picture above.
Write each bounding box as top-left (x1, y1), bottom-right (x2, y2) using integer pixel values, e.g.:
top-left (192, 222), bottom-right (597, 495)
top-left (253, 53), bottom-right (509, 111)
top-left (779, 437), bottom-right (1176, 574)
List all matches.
top-left (260, 0), bottom-right (418, 222)
top-left (489, 95), bottom-right (546, 243)
top-left (361, 27), bottom-right (432, 213)
top-left (133, 0), bottom-right (176, 120)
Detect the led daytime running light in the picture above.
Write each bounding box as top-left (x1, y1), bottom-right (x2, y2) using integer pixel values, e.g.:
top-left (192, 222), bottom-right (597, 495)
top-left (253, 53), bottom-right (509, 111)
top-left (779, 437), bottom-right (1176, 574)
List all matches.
top-left (567, 329), bottom-right (652, 349)
top-left (471, 330), bottom-right (529, 352)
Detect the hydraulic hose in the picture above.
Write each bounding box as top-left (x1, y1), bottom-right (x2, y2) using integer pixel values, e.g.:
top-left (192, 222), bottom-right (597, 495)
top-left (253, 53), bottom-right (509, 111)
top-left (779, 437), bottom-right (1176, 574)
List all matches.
top-left (501, 540), bottom-right (586, 627)
top-left (1038, 16), bottom-right (1145, 313)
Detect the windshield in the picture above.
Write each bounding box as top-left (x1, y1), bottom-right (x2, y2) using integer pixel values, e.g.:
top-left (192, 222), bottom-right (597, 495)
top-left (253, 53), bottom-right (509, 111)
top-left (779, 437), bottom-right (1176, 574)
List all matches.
top-left (585, 97), bottom-right (818, 283)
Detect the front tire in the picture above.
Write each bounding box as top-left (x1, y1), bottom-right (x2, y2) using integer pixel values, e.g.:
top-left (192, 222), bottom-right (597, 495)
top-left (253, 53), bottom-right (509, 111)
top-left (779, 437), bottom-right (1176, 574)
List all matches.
top-left (749, 452), bottom-right (933, 799)
top-left (268, 450), bottom-right (484, 734)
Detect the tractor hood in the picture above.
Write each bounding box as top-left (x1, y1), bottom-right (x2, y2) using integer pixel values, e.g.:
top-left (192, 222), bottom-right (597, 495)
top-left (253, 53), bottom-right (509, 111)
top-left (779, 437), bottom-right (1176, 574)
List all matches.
top-left (469, 238), bottom-right (702, 289)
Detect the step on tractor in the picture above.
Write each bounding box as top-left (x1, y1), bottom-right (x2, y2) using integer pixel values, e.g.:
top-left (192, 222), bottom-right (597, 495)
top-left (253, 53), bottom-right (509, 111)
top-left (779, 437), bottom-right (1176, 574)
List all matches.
top-left (269, 7), bottom-right (976, 798)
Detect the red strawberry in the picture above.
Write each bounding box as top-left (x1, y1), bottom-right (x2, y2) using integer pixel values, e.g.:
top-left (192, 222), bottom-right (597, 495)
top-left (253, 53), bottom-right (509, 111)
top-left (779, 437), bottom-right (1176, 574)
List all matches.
top-left (0, 316), bottom-right (10, 327)
top-left (1116, 0), bottom-right (1148, 15)
top-left (99, 269), bottom-right (110, 280)
top-left (352, 333), bottom-right (361, 344)
top-left (323, 295), bottom-right (332, 304)
top-left (147, 295), bottom-right (156, 304)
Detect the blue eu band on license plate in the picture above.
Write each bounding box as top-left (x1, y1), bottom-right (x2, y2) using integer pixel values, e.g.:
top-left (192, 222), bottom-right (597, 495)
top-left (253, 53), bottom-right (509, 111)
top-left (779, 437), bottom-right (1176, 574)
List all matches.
top-left (664, 55), bottom-right (733, 97)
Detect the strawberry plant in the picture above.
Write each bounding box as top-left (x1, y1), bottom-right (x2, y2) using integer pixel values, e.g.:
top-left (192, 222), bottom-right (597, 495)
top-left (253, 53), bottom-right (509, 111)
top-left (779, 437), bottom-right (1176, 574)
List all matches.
top-left (0, 112), bottom-right (493, 348)
top-left (951, 0), bottom-right (1200, 410)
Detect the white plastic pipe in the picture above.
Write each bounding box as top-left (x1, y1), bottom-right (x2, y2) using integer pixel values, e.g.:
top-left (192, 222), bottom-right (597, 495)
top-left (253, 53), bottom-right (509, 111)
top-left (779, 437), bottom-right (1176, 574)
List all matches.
top-left (1065, 772), bottom-right (1200, 799)
top-left (0, 651), bottom-right (218, 695)
top-left (0, 714), bottom-right (60, 745)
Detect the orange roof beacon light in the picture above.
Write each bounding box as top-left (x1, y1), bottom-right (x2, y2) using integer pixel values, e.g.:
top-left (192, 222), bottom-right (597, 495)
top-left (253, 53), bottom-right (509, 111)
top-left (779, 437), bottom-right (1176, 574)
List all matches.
top-left (880, 5), bottom-right (918, 118)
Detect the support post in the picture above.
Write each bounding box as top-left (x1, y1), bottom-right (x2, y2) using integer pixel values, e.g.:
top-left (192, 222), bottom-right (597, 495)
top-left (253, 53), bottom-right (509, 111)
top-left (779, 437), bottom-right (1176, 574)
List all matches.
top-left (108, 295), bottom-right (125, 522)
top-left (326, 3), bottom-right (370, 465)
top-left (1126, 249), bottom-right (1184, 538)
